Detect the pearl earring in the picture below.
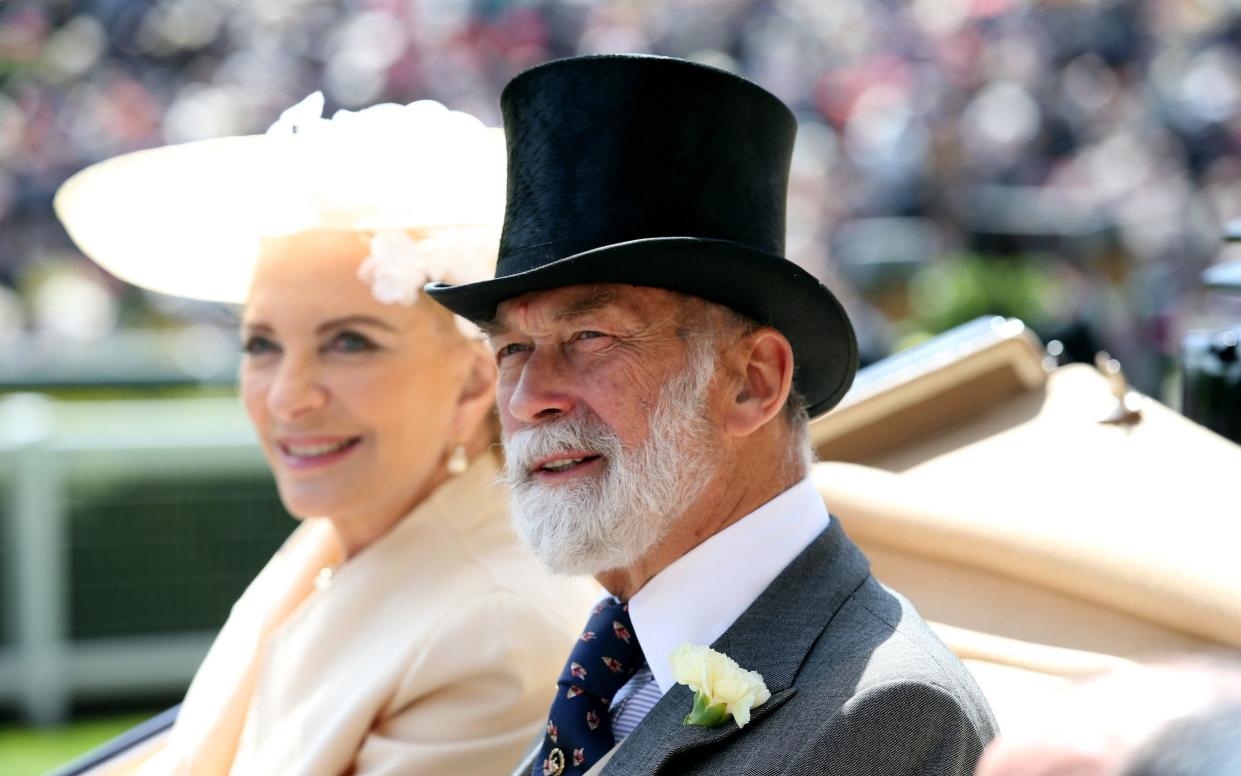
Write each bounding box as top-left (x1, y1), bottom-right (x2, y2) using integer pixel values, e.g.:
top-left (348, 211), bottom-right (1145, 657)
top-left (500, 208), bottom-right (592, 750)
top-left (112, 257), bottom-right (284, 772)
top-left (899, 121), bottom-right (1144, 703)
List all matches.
top-left (446, 444), bottom-right (469, 475)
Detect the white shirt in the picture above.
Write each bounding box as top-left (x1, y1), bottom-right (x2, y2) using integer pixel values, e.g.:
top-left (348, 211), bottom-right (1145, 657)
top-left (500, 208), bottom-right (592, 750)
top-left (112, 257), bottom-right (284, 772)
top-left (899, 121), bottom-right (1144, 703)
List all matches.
top-left (610, 476), bottom-right (830, 739)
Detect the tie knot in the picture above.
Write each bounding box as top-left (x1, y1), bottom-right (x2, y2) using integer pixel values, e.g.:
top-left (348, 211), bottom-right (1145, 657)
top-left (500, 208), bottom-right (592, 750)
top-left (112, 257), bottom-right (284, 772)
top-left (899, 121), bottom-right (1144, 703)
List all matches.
top-left (562, 598), bottom-right (642, 698)
top-left (584, 598), bottom-right (638, 650)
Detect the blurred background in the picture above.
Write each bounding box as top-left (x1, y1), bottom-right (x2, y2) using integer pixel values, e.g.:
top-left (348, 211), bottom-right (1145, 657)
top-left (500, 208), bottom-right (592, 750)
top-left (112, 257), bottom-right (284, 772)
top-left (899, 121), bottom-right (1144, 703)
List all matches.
top-left (3, 0), bottom-right (1241, 771)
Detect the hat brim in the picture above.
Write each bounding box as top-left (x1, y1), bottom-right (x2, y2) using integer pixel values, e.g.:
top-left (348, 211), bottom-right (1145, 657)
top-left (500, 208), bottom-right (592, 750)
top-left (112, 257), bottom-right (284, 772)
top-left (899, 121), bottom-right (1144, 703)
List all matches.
top-left (426, 237), bottom-right (858, 417)
top-left (55, 136), bottom-right (273, 304)
top-left (55, 125), bottom-right (506, 304)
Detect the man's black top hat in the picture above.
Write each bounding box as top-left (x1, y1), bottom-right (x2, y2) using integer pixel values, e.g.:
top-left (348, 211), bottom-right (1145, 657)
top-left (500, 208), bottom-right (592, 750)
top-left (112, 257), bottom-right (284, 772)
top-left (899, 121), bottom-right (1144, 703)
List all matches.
top-left (427, 54), bottom-right (858, 417)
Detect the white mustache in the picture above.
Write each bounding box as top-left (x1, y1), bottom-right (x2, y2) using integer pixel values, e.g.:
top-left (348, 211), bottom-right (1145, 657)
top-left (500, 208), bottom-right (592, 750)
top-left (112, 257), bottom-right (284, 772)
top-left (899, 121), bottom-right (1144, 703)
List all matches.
top-left (503, 413), bottom-right (622, 483)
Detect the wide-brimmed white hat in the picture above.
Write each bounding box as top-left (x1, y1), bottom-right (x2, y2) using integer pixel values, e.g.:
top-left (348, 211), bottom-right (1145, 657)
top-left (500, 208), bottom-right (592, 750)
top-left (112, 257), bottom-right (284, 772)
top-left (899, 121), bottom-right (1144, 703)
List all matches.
top-left (54, 93), bottom-right (506, 305)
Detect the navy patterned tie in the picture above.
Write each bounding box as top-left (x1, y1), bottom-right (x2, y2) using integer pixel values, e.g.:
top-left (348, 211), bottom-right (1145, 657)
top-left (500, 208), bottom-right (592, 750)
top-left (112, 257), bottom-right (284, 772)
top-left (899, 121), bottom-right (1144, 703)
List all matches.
top-left (532, 598), bottom-right (643, 776)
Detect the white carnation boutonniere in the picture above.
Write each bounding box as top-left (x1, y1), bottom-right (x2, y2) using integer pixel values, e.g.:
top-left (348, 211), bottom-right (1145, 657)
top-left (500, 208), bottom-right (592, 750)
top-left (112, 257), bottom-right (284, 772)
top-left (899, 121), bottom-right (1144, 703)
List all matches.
top-left (670, 644), bottom-right (771, 729)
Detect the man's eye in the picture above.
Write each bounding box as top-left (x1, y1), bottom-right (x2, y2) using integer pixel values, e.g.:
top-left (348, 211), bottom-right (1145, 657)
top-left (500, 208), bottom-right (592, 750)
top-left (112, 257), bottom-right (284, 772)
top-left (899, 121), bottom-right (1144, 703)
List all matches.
top-left (242, 335), bottom-right (278, 356)
top-left (327, 331), bottom-right (376, 353)
top-left (496, 342), bottom-right (530, 361)
top-left (571, 330), bottom-right (612, 346)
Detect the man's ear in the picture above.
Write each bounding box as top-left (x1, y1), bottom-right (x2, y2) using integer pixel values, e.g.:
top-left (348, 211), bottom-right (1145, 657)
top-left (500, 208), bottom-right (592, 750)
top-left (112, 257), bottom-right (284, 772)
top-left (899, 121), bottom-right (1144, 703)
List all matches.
top-left (453, 343), bottom-right (499, 440)
top-left (722, 327), bottom-right (794, 439)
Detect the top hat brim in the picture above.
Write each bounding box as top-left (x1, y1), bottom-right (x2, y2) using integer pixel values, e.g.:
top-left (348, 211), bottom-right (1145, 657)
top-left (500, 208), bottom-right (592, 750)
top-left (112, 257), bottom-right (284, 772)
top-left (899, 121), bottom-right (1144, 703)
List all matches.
top-left (427, 236), bottom-right (858, 418)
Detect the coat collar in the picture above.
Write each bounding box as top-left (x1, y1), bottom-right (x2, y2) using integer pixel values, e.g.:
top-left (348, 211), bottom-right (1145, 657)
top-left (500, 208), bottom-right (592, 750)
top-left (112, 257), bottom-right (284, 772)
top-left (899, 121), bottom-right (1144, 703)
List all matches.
top-left (313, 449), bottom-right (504, 589)
top-left (192, 446), bottom-right (503, 769)
top-left (258, 450), bottom-right (506, 654)
top-left (601, 518), bottom-right (870, 774)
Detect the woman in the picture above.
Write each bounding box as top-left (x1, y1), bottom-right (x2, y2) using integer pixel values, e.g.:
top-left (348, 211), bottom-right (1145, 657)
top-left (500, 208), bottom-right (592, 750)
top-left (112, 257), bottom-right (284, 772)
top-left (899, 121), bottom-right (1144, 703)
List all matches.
top-left (55, 94), bottom-right (595, 775)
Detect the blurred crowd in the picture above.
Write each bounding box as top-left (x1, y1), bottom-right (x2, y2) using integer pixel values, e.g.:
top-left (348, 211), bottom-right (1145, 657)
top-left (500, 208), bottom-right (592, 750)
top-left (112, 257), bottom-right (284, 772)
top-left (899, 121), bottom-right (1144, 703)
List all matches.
top-left (4, 0), bottom-right (1241, 395)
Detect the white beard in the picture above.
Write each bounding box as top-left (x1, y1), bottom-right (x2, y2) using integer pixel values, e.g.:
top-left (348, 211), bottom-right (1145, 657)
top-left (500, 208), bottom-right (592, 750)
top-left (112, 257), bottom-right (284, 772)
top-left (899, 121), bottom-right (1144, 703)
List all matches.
top-left (503, 346), bottom-right (718, 575)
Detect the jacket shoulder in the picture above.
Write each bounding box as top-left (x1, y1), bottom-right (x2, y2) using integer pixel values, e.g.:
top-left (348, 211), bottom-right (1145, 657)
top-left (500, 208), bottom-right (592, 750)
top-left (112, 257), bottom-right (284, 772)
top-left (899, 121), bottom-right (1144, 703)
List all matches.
top-left (789, 577), bottom-right (998, 767)
top-left (808, 678), bottom-right (992, 775)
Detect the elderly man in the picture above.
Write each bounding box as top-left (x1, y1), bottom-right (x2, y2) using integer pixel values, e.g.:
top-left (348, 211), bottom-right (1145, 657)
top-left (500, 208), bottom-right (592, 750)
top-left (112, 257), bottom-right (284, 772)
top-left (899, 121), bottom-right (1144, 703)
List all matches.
top-left (428, 54), bottom-right (996, 776)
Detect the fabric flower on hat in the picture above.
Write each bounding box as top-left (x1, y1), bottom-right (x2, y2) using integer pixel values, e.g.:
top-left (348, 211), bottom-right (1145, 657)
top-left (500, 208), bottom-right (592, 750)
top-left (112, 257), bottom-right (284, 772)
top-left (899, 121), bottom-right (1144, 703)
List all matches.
top-left (357, 226), bottom-right (498, 332)
top-left (264, 91), bottom-right (329, 137)
top-left (357, 230), bottom-right (432, 307)
top-left (260, 92), bottom-right (504, 237)
top-left (263, 92), bottom-right (503, 311)
top-left (670, 644), bottom-right (771, 728)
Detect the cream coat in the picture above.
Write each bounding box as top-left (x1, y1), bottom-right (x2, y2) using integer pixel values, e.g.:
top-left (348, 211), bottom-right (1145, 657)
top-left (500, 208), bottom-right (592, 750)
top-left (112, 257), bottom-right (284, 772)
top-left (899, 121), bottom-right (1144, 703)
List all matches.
top-left (142, 452), bottom-right (594, 776)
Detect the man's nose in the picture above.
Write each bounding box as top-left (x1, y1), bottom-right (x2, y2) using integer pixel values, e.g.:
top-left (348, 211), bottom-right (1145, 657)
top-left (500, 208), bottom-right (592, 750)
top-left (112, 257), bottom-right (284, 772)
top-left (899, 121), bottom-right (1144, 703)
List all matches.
top-left (504, 349), bottom-right (575, 424)
top-left (266, 356), bottom-right (328, 420)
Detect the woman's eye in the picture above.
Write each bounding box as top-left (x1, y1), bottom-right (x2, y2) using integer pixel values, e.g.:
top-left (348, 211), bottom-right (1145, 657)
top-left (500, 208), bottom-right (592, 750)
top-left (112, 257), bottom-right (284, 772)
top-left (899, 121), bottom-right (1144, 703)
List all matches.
top-left (242, 335), bottom-right (278, 356)
top-left (327, 331), bottom-right (376, 353)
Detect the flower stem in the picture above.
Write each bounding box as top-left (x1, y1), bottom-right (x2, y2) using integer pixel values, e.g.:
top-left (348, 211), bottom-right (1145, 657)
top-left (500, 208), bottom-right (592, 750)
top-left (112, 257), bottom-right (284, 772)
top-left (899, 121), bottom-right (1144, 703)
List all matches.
top-left (683, 691), bottom-right (730, 727)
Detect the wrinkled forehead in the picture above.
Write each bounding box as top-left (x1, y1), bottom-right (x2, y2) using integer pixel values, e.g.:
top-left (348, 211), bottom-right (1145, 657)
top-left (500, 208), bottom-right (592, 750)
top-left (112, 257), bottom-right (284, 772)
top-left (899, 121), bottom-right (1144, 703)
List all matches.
top-left (486, 283), bottom-right (691, 335)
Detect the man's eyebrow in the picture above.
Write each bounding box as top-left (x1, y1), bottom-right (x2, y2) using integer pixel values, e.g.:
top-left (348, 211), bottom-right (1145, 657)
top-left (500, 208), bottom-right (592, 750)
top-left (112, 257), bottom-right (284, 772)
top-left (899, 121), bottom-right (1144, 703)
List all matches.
top-left (554, 287), bottom-right (618, 322)
top-left (477, 319), bottom-right (508, 337)
top-left (481, 288), bottom-right (620, 336)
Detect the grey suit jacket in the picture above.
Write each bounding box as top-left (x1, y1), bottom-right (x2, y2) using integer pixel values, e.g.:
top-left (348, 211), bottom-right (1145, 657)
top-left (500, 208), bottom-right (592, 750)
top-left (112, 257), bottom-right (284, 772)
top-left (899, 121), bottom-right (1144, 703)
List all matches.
top-left (527, 518), bottom-right (998, 776)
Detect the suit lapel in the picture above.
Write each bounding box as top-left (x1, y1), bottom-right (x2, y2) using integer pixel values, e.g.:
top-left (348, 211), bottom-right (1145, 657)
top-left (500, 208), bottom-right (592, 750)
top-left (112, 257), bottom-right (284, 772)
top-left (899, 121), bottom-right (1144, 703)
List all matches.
top-left (602, 519), bottom-right (870, 774)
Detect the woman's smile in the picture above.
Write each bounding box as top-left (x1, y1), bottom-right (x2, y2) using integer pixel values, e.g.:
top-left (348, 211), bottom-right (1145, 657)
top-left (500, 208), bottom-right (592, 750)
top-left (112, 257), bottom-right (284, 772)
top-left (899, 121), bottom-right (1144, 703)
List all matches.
top-left (276, 435), bottom-right (364, 471)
